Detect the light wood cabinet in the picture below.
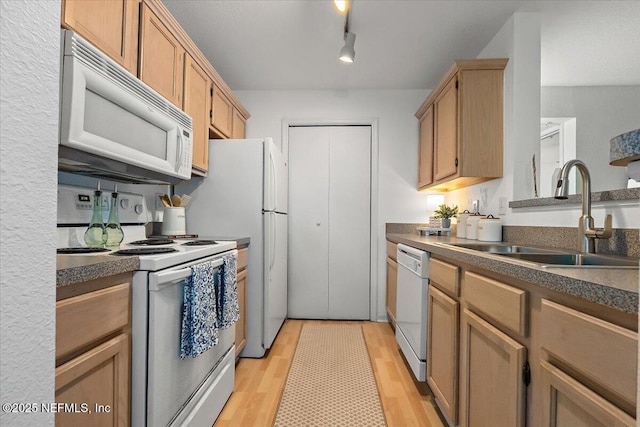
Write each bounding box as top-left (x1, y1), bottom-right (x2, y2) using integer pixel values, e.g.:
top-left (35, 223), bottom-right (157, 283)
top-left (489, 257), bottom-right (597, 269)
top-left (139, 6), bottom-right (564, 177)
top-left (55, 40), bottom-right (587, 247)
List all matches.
top-left (139, 3), bottom-right (185, 107)
top-left (235, 247), bottom-right (249, 357)
top-left (415, 59), bottom-right (508, 191)
top-left (540, 299), bottom-right (637, 424)
top-left (434, 77), bottom-right (458, 181)
top-left (386, 240), bottom-right (398, 326)
top-left (459, 308), bottom-right (527, 427)
top-left (183, 54), bottom-right (212, 174)
top-left (386, 257), bottom-right (397, 325)
top-left (56, 334), bottom-right (129, 427)
top-left (540, 360), bottom-right (634, 427)
top-left (62, 0), bottom-right (140, 75)
top-left (56, 278), bottom-right (131, 427)
top-left (232, 109), bottom-right (247, 139)
top-left (418, 105), bottom-right (434, 188)
top-left (210, 84), bottom-right (233, 138)
top-left (235, 269), bottom-right (247, 357)
top-left (427, 285), bottom-right (459, 424)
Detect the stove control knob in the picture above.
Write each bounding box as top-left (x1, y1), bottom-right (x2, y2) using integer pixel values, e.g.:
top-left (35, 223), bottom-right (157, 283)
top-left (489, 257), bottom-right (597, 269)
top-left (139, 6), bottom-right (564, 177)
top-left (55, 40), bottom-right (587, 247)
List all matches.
top-left (134, 204), bottom-right (144, 215)
top-left (120, 198), bottom-right (130, 209)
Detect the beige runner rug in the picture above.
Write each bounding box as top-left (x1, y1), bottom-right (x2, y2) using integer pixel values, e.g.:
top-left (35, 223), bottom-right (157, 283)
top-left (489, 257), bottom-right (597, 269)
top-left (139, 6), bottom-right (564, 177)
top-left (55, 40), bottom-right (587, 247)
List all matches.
top-left (273, 323), bottom-right (387, 426)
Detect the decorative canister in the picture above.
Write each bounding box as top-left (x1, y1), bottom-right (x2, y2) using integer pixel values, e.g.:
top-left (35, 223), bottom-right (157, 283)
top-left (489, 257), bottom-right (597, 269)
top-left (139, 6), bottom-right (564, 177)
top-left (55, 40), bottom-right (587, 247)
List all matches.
top-left (162, 207), bottom-right (186, 235)
top-left (477, 214), bottom-right (503, 242)
top-left (465, 213), bottom-right (486, 240)
top-left (456, 210), bottom-right (472, 238)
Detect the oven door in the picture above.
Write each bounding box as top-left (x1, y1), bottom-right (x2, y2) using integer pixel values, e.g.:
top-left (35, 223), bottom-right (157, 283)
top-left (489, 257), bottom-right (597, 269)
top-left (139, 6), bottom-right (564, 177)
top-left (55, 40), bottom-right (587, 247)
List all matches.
top-left (145, 252), bottom-right (236, 426)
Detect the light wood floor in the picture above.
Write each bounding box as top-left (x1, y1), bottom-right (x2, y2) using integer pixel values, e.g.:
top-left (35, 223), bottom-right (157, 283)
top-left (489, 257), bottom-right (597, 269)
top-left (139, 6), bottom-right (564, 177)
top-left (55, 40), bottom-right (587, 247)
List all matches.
top-left (215, 319), bottom-right (445, 427)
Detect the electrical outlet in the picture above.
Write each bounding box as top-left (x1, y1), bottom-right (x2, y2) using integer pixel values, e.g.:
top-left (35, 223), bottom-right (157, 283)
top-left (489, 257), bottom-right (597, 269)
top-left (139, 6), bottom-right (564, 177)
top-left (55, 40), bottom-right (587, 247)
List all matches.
top-left (498, 197), bottom-right (507, 215)
top-left (472, 199), bottom-right (480, 213)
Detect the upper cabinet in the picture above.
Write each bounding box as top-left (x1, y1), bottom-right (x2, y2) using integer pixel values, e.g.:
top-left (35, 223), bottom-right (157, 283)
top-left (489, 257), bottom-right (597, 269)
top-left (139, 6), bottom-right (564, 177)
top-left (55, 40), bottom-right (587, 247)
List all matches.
top-left (139, 3), bottom-right (184, 107)
top-left (61, 0), bottom-right (141, 75)
top-left (210, 83), bottom-right (233, 139)
top-left (61, 0), bottom-right (250, 175)
top-left (184, 54), bottom-right (212, 174)
top-left (415, 58), bottom-right (508, 192)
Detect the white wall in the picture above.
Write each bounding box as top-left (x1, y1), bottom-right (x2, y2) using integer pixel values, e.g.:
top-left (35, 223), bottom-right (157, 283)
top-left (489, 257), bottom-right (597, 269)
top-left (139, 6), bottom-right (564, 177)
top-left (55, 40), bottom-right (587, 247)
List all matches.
top-left (541, 85), bottom-right (640, 192)
top-left (235, 89), bottom-right (429, 320)
top-left (444, 12), bottom-right (639, 229)
top-left (0, 1), bottom-right (60, 426)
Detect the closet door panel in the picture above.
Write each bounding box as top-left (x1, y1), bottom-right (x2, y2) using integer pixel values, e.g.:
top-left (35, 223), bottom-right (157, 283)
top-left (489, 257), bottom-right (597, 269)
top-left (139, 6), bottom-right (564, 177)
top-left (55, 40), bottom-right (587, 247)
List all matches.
top-left (287, 127), bottom-right (330, 318)
top-left (328, 126), bottom-right (371, 319)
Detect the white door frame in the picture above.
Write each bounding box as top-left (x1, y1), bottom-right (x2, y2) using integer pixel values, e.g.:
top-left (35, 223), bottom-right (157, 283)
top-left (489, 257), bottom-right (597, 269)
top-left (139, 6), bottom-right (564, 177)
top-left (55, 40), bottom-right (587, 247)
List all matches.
top-left (282, 118), bottom-right (379, 322)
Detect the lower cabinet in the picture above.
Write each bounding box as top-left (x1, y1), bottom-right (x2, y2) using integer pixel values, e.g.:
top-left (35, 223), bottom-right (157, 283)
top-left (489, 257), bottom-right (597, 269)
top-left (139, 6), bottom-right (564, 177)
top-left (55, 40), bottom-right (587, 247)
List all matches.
top-left (55, 277), bottom-right (131, 427)
top-left (56, 335), bottom-right (129, 427)
top-left (235, 247), bottom-right (248, 357)
top-left (427, 285), bottom-right (459, 424)
top-left (385, 241), bottom-right (398, 326)
top-left (459, 308), bottom-right (527, 427)
top-left (539, 299), bottom-right (637, 426)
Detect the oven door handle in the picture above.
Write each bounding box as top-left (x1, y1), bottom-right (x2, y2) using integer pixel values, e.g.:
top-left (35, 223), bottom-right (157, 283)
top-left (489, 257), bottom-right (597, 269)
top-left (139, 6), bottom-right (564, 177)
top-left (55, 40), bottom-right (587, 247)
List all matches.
top-left (148, 258), bottom-right (224, 291)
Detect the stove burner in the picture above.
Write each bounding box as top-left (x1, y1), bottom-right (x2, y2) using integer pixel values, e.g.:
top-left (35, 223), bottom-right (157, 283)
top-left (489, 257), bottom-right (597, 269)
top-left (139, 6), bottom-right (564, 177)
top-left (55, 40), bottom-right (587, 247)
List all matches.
top-left (182, 240), bottom-right (218, 246)
top-left (112, 247), bottom-right (178, 256)
top-left (129, 239), bottom-right (175, 246)
top-left (57, 247), bottom-right (111, 254)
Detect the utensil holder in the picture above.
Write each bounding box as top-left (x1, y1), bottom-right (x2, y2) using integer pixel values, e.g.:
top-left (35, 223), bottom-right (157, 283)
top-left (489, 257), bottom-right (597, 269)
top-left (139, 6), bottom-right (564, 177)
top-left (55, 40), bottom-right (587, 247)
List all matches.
top-left (162, 207), bottom-right (186, 235)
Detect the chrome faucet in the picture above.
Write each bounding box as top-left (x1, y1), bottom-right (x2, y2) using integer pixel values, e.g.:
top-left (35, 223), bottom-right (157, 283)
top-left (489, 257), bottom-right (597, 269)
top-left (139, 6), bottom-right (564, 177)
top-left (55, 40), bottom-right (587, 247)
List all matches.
top-left (554, 159), bottom-right (612, 253)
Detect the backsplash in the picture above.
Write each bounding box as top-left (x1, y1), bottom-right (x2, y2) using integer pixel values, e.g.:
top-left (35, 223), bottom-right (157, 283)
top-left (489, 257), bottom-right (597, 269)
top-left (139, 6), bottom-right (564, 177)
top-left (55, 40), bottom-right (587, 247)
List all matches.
top-left (386, 223), bottom-right (639, 257)
top-left (502, 226), bottom-right (639, 258)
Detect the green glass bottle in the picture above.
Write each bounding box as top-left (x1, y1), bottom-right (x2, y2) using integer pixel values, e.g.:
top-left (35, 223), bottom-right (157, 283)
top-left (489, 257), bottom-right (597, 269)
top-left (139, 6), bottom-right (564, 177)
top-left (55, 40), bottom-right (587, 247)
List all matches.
top-left (105, 184), bottom-right (124, 248)
top-left (84, 181), bottom-right (107, 247)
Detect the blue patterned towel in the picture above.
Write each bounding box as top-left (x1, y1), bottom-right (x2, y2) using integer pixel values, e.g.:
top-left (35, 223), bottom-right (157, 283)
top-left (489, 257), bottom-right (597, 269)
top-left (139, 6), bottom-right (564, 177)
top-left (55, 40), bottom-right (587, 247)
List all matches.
top-left (217, 253), bottom-right (239, 329)
top-left (180, 261), bottom-right (220, 359)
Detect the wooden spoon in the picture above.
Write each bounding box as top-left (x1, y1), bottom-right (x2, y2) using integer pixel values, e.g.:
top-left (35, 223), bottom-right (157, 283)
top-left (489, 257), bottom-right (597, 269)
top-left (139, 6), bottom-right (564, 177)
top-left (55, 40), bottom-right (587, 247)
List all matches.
top-left (160, 194), bottom-right (172, 207)
top-left (171, 195), bottom-right (182, 207)
top-left (180, 194), bottom-right (191, 207)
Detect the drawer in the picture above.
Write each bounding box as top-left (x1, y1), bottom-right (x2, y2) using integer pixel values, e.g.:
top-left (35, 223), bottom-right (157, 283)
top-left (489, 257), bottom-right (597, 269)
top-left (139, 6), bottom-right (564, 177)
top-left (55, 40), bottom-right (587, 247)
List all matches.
top-left (56, 282), bottom-right (130, 360)
top-left (429, 258), bottom-right (460, 297)
top-left (463, 271), bottom-right (527, 337)
top-left (541, 299), bottom-right (637, 408)
top-left (386, 241), bottom-right (397, 261)
top-left (237, 248), bottom-right (248, 271)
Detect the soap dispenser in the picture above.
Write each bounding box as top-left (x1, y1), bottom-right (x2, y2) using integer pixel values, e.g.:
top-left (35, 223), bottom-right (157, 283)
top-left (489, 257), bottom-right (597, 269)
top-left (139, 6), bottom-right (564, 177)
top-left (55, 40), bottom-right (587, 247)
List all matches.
top-left (105, 184), bottom-right (124, 248)
top-left (84, 181), bottom-right (108, 247)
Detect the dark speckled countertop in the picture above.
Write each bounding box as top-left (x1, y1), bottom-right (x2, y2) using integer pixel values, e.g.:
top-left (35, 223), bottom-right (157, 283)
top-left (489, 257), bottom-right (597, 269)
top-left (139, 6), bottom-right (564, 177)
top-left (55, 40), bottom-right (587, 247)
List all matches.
top-left (57, 253), bottom-right (139, 287)
top-left (56, 236), bottom-right (250, 287)
top-left (387, 233), bottom-right (638, 314)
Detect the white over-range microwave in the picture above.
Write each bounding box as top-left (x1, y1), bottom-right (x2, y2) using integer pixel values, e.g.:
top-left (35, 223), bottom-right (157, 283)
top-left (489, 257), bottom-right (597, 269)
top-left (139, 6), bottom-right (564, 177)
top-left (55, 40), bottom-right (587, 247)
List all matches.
top-left (58, 30), bottom-right (193, 184)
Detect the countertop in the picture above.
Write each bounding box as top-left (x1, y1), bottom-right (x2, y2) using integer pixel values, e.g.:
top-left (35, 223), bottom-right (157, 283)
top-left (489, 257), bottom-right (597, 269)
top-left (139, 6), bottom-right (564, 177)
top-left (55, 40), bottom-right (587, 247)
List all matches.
top-left (57, 236), bottom-right (250, 287)
top-left (387, 233), bottom-right (638, 314)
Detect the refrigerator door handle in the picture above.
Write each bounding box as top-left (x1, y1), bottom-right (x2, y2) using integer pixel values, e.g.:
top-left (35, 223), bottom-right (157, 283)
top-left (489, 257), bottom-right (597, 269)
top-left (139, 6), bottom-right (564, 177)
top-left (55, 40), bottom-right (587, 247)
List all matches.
top-left (270, 150), bottom-right (277, 211)
top-left (269, 212), bottom-right (276, 271)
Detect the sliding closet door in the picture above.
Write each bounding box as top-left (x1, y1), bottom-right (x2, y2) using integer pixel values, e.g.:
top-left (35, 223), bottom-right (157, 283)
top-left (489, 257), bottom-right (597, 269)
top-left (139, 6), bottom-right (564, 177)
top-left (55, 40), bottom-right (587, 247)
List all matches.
top-left (288, 127), bottom-right (330, 318)
top-left (328, 126), bottom-right (371, 319)
top-left (288, 126), bottom-right (371, 319)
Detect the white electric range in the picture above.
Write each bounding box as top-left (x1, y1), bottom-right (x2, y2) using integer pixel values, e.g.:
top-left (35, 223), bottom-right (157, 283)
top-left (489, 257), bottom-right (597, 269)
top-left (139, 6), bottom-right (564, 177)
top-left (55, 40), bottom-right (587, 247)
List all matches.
top-left (57, 185), bottom-right (238, 427)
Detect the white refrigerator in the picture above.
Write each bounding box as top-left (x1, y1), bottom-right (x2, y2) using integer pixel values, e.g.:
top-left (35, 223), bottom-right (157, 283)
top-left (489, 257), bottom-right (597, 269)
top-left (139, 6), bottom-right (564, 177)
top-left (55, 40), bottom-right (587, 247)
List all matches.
top-left (177, 138), bottom-right (288, 358)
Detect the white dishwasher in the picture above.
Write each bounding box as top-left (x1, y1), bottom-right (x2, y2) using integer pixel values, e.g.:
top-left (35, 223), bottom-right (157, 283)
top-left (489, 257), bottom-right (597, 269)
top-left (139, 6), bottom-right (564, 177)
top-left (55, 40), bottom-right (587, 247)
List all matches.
top-left (395, 243), bottom-right (430, 381)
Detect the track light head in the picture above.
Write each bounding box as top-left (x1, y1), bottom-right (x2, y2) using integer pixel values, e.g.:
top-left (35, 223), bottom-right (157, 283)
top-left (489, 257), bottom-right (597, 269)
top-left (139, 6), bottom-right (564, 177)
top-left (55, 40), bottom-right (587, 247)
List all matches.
top-left (338, 32), bottom-right (356, 63)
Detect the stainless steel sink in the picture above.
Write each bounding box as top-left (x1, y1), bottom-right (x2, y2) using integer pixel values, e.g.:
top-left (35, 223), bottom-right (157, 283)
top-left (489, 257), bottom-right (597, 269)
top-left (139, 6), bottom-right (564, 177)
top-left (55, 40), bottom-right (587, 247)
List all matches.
top-left (496, 253), bottom-right (639, 269)
top-left (446, 243), bottom-right (562, 254)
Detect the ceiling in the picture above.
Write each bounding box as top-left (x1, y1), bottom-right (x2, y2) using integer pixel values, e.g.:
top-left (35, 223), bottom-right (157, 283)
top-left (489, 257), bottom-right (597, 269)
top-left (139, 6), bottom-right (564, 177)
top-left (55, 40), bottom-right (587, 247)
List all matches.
top-left (162, 0), bottom-right (640, 90)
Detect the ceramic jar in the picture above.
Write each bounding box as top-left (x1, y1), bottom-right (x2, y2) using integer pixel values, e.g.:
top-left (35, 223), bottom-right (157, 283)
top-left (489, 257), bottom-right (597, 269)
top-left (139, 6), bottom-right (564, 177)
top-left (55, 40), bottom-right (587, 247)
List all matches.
top-left (465, 213), bottom-right (486, 240)
top-left (456, 210), bottom-right (472, 238)
top-left (477, 214), bottom-right (503, 242)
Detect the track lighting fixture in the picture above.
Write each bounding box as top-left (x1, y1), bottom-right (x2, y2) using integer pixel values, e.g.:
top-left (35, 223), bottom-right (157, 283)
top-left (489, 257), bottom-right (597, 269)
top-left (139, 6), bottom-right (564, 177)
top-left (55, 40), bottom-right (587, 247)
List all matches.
top-left (339, 32), bottom-right (356, 63)
top-left (337, 5), bottom-right (355, 64)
